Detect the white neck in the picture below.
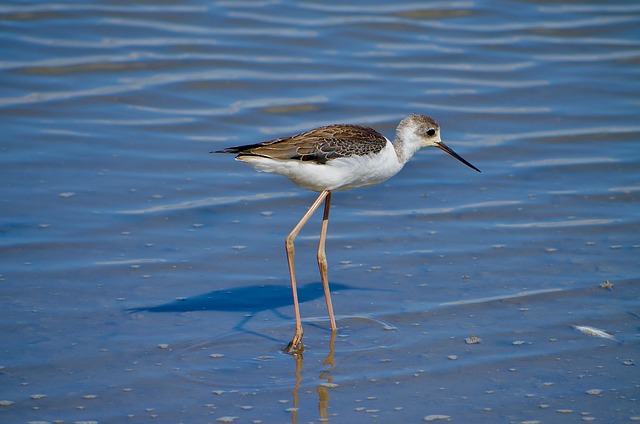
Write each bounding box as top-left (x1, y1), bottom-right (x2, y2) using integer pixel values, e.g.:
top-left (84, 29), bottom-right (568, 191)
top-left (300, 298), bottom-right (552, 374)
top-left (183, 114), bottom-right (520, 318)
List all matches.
top-left (392, 131), bottom-right (423, 165)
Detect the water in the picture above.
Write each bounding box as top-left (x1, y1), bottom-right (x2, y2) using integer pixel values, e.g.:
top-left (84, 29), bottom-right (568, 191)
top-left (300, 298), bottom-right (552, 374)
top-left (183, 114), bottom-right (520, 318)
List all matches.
top-left (1, 1), bottom-right (639, 423)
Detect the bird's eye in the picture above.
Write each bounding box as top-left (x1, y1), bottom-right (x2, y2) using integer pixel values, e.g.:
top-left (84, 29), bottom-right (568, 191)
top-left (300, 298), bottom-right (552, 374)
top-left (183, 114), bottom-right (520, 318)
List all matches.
top-left (427, 128), bottom-right (436, 137)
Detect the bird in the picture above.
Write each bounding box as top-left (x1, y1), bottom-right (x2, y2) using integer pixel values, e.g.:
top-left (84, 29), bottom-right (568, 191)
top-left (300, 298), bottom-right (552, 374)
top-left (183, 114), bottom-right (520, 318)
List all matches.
top-left (214, 113), bottom-right (480, 353)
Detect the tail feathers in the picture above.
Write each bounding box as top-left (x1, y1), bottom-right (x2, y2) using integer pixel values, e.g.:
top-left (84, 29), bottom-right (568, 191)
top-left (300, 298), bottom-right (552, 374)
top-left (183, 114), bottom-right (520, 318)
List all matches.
top-left (211, 147), bottom-right (241, 154)
top-left (211, 141), bottom-right (276, 154)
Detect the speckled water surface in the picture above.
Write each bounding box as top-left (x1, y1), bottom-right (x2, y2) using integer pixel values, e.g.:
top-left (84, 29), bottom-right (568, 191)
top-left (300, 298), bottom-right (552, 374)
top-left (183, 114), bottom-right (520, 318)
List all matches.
top-left (1, 1), bottom-right (639, 423)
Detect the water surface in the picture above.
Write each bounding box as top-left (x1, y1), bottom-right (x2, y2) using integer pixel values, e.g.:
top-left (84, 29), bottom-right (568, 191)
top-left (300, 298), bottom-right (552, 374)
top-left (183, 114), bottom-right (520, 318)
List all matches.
top-left (1, 1), bottom-right (639, 423)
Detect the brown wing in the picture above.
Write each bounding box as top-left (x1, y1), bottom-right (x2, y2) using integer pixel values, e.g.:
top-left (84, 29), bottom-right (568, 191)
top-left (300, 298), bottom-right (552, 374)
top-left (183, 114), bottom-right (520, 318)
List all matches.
top-left (216, 124), bottom-right (388, 164)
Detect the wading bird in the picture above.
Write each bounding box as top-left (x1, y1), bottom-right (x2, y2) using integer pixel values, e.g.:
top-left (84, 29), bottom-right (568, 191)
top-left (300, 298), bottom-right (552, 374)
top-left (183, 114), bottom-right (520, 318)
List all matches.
top-left (215, 114), bottom-right (480, 353)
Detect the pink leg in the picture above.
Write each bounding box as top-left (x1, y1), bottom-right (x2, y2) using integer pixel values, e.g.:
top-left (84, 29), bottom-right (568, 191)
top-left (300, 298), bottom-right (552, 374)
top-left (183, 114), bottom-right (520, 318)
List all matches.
top-left (317, 191), bottom-right (337, 331)
top-left (284, 190), bottom-right (331, 354)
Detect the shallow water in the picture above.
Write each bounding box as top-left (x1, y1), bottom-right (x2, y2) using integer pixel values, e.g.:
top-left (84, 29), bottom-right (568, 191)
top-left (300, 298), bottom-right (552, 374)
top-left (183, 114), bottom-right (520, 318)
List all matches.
top-left (1, 1), bottom-right (639, 423)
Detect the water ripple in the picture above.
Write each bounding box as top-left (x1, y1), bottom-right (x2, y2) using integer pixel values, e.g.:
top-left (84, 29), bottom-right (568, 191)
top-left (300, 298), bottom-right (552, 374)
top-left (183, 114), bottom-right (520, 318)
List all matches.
top-left (103, 17), bottom-right (316, 38)
top-left (118, 192), bottom-right (298, 215)
top-left (379, 61), bottom-right (536, 72)
top-left (358, 200), bottom-right (522, 217)
top-left (439, 35), bottom-right (640, 47)
top-left (298, 2), bottom-right (474, 14)
top-left (441, 288), bottom-right (562, 306)
top-left (13, 34), bottom-right (219, 49)
top-left (0, 52), bottom-right (314, 73)
top-left (132, 95), bottom-right (329, 116)
top-left (441, 15), bottom-right (638, 33)
top-left (609, 185), bottom-right (640, 193)
top-left (539, 4), bottom-right (640, 14)
top-left (227, 11), bottom-right (412, 27)
top-left (535, 50), bottom-right (640, 63)
top-left (120, 70), bottom-right (376, 87)
top-left (466, 125), bottom-right (640, 147)
top-left (0, 83), bottom-right (143, 107)
top-left (496, 219), bottom-right (622, 229)
top-left (412, 102), bottom-right (550, 114)
top-left (0, 4), bottom-right (207, 14)
top-left (409, 76), bottom-right (548, 88)
top-left (513, 157), bottom-right (618, 168)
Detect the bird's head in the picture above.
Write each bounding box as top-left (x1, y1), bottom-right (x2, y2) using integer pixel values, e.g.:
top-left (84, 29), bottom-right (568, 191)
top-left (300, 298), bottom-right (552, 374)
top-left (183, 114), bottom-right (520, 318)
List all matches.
top-left (399, 113), bottom-right (480, 172)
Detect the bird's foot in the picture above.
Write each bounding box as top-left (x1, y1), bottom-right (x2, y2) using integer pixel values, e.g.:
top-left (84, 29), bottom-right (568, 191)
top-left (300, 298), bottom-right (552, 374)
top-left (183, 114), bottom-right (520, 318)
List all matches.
top-left (284, 333), bottom-right (304, 355)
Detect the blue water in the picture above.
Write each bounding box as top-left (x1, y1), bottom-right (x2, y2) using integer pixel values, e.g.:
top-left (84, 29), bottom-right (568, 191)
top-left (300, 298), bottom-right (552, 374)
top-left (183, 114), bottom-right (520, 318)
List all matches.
top-left (1, 1), bottom-right (639, 423)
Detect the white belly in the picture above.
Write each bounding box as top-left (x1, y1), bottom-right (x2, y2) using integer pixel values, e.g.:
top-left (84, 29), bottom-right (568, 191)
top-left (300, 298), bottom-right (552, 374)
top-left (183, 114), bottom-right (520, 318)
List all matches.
top-left (238, 140), bottom-right (403, 192)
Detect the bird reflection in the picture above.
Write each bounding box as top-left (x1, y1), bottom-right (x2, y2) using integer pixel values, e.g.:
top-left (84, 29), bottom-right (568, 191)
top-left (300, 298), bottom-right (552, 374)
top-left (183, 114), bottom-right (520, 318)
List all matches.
top-left (317, 330), bottom-right (336, 421)
top-left (290, 331), bottom-right (337, 423)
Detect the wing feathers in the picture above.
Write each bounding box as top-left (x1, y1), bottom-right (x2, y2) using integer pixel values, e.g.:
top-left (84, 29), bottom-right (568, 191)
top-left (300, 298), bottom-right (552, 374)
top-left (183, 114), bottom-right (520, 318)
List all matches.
top-left (215, 124), bottom-right (388, 164)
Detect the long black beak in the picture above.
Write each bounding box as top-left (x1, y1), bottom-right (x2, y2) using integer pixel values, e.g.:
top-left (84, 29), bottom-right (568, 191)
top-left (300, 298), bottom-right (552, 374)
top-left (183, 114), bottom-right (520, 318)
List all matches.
top-left (437, 142), bottom-right (481, 172)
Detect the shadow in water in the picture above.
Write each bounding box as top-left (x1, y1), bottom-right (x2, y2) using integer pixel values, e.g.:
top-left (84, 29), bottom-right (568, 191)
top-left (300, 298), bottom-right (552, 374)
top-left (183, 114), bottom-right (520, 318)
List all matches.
top-left (128, 282), bottom-right (362, 343)
top-left (129, 281), bottom-right (354, 314)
